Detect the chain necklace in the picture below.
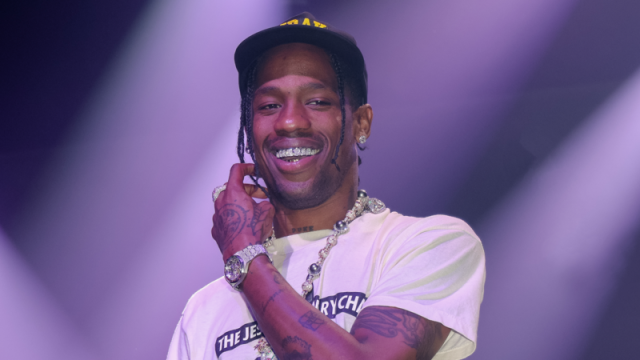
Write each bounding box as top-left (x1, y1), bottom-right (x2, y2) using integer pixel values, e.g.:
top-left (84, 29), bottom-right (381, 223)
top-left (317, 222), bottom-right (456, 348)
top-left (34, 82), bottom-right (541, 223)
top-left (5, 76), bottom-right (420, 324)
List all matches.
top-left (256, 190), bottom-right (386, 359)
top-left (299, 189), bottom-right (385, 299)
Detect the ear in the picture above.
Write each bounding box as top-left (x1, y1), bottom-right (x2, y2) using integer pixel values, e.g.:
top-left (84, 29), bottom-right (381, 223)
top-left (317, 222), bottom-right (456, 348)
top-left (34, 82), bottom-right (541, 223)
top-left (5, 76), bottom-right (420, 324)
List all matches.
top-left (352, 104), bottom-right (373, 141)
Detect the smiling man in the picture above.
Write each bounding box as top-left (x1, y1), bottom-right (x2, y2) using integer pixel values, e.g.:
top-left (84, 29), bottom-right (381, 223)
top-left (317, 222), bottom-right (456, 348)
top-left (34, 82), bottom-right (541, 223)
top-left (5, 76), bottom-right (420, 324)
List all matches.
top-left (168, 12), bottom-right (485, 360)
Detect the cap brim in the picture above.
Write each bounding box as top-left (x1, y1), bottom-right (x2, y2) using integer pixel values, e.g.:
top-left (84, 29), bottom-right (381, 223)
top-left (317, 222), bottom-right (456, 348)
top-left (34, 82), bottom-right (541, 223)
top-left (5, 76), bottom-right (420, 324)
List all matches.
top-left (234, 25), bottom-right (366, 96)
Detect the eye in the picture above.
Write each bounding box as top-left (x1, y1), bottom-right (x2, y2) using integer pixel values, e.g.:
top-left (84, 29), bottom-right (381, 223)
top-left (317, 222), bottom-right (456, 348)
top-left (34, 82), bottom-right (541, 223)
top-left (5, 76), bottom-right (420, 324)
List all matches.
top-left (307, 100), bottom-right (330, 106)
top-left (259, 103), bottom-right (281, 110)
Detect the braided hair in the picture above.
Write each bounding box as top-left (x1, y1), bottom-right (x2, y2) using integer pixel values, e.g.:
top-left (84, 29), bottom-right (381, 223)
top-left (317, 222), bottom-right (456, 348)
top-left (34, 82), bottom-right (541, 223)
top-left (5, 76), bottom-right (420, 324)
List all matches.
top-left (236, 62), bottom-right (268, 197)
top-left (236, 50), bottom-right (366, 196)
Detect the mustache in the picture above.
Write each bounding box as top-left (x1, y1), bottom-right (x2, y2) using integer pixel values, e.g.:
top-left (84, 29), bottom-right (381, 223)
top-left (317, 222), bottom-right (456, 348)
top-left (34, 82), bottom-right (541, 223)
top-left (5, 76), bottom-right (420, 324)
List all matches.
top-left (263, 131), bottom-right (325, 148)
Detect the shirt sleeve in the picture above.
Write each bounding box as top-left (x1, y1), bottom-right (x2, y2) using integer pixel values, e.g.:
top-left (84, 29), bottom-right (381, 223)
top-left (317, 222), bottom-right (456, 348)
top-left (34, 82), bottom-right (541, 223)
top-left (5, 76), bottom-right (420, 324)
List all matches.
top-left (167, 314), bottom-right (191, 360)
top-left (362, 215), bottom-right (486, 360)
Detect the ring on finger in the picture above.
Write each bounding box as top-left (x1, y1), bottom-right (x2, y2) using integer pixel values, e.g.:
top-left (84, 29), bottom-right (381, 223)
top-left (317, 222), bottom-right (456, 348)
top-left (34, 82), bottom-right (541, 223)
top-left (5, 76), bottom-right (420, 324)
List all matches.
top-left (212, 184), bottom-right (227, 202)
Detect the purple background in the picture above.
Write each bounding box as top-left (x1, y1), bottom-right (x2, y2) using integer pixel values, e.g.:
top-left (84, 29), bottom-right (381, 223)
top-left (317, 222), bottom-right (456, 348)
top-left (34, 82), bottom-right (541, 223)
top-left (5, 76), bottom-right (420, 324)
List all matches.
top-left (2, 0), bottom-right (639, 359)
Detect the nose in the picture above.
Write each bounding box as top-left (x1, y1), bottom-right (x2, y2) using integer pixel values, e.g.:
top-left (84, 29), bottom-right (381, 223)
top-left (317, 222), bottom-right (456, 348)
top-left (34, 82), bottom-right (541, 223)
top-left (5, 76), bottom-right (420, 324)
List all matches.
top-left (274, 100), bottom-right (311, 135)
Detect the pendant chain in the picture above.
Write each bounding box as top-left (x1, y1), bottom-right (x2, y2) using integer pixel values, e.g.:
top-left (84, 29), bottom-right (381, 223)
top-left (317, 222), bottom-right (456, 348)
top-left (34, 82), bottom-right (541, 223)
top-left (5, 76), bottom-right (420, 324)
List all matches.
top-left (257, 190), bottom-right (386, 360)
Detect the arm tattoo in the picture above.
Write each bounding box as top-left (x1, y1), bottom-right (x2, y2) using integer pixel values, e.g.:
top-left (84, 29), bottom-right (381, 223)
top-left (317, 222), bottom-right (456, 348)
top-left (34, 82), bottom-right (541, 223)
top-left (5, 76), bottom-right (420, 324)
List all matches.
top-left (260, 289), bottom-right (283, 313)
top-left (281, 336), bottom-right (312, 360)
top-left (214, 204), bottom-right (248, 249)
top-left (351, 307), bottom-right (444, 358)
top-left (298, 311), bottom-right (326, 331)
top-left (248, 206), bottom-right (269, 236)
top-left (273, 273), bottom-right (282, 284)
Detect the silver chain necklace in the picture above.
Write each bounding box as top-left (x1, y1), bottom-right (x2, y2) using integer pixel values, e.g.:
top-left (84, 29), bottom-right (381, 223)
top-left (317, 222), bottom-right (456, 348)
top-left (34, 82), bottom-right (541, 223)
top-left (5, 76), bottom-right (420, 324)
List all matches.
top-left (298, 189), bottom-right (386, 299)
top-left (256, 190), bottom-right (386, 359)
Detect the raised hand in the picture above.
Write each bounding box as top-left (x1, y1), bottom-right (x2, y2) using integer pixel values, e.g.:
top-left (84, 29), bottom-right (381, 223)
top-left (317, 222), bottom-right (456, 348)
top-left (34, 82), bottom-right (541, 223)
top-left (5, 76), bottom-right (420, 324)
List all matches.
top-left (211, 163), bottom-right (275, 261)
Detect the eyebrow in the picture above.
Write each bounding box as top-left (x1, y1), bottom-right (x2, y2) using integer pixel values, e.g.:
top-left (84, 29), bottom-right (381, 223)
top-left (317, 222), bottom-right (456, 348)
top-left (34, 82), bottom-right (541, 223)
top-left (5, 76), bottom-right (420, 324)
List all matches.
top-left (254, 82), bottom-right (330, 96)
top-left (300, 82), bottom-right (328, 91)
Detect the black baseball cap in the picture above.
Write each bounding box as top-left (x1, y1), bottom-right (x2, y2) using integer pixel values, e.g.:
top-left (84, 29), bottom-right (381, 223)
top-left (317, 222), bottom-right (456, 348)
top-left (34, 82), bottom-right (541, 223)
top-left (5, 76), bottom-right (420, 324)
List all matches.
top-left (234, 12), bottom-right (368, 103)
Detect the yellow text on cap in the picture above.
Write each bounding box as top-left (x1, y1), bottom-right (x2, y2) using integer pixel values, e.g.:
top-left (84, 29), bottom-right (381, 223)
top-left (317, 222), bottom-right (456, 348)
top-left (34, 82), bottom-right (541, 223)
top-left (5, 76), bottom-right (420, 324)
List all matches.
top-left (280, 18), bottom-right (327, 28)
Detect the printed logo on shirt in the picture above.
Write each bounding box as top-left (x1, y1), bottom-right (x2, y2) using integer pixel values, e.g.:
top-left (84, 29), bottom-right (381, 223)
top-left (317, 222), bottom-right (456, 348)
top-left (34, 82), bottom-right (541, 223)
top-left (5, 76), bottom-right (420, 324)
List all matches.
top-left (214, 291), bottom-right (367, 357)
top-left (215, 321), bottom-right (263, 357)
top-left (310, 291), bottom-right (367, 319)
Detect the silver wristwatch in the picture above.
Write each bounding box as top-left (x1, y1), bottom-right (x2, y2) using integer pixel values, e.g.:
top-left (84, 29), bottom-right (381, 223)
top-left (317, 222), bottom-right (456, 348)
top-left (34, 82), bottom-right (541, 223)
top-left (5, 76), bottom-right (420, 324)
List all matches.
top-left (224, 244), bottom-right (271, 290)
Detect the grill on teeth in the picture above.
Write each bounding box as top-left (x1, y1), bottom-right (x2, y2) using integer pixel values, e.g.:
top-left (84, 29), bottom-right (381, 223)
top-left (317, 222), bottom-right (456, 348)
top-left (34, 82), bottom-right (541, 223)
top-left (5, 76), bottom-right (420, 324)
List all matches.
top-left (275, 148), bottom-right (319, 159)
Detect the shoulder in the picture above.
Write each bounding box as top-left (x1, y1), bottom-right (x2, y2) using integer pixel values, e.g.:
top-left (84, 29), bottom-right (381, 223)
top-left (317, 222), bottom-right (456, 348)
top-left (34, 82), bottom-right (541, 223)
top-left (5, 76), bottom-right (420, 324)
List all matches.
top-left (377, 211), bottom-right (482, 248)
top-left (364, 213), bottom-right (486, 356)
top-left (387, 212), bottom-right (477, 232)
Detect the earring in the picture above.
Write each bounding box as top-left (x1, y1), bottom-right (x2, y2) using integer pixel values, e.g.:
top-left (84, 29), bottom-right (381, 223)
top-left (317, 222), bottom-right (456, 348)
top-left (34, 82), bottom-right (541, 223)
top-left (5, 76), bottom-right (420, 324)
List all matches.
top-left (245, 146), bottom-right (251, 154)
top-left (358, 135), bottom-right (367, 144)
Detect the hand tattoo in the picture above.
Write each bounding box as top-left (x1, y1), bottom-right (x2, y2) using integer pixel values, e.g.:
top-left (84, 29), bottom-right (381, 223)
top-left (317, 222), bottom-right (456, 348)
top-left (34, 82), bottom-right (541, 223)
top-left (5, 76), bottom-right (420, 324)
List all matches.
top-left (350, 307), bottom-right (444, 358)
top-left (248, 206), bottom-right (269, 236)
top-left (214, 204), bottom-right (248, 249)
top-left (281, 336), bottom-right (312, 360)
top-left (298, 311), bottom-right (326, 331)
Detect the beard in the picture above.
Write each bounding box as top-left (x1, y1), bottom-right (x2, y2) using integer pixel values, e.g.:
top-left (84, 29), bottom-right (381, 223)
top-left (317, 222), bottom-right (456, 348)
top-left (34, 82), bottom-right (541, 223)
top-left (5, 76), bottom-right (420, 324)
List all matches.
top-left (259, 161), bottom-right (346, 210)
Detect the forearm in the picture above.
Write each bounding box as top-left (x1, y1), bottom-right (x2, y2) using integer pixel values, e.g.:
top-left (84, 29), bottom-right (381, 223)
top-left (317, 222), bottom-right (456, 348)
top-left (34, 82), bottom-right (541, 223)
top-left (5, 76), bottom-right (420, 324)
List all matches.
top-left (242, 256), bottom-right (368, 360)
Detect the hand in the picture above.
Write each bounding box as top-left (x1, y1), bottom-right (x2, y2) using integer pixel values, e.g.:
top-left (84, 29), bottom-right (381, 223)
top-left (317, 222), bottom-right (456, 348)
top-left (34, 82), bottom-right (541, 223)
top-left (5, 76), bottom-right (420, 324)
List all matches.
top-left (211, 163), bottom-right (275, 261)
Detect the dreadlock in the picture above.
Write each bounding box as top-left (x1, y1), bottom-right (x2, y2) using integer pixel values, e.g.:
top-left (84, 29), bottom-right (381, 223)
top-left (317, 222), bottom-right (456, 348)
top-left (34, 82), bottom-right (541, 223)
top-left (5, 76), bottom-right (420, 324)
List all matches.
top-left (236, 61), bottom-right (270, 199)
top-left (328, 52), bottom-right (347, 172)
top-left (328, 52), bottom-right (367, 168)
top-left (236, 49), bottom-right (366, 189)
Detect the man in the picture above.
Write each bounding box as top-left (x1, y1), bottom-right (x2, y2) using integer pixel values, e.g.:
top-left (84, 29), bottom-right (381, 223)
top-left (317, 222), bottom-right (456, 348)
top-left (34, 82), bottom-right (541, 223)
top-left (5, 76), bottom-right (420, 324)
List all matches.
top-left (168, 12), bottom-right (485, 360)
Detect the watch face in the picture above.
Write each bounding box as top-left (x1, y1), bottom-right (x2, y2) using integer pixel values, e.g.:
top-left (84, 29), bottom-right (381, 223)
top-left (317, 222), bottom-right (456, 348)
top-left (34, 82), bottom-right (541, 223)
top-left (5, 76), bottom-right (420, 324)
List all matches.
top-left (224, 255), bottom-right (244, 283)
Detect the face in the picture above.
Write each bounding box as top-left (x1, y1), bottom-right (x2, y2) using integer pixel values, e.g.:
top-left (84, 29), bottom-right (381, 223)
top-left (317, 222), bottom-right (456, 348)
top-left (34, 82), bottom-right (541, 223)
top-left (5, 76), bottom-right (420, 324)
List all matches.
top-left (251, 43), bottom-right (363, 210)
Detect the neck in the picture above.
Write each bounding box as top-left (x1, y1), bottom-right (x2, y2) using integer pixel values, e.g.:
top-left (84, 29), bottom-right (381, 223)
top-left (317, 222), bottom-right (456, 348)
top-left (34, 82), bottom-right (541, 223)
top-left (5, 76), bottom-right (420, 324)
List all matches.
top-left (272, 178), bottom-right (358, 238)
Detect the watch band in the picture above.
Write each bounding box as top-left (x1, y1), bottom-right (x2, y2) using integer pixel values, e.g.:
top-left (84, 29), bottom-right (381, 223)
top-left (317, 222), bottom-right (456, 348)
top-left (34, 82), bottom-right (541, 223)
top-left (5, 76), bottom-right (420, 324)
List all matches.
top-left (224, 244), bottom-right (271, 290)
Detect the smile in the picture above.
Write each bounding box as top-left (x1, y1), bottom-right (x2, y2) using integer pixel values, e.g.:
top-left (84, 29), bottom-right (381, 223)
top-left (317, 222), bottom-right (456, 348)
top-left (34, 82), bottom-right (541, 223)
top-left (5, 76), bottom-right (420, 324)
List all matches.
top-left (275, 147), bottom-right (320, 162)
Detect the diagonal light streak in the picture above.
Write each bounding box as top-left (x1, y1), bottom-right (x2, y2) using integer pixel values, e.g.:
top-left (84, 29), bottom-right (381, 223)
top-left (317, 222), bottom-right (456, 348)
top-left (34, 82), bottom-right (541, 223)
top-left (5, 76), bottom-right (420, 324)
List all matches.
top-left (473, 67), bottom-right (640, 360)
top-left (0, 228), bottom-right (99, 360)
top-left (15, 0), bottom-right (284, 359)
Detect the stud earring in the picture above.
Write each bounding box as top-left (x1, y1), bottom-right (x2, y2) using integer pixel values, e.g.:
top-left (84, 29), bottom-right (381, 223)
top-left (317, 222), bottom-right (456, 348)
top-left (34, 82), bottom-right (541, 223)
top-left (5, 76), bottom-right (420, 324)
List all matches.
top-left (358, 135), bottom-right (367, 144)
top-left (245, 147), bottom-right (251, 154)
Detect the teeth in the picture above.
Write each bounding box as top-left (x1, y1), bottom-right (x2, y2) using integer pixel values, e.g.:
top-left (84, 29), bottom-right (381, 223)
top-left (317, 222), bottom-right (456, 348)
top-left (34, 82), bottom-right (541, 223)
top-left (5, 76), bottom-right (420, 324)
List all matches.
top-left (275, 148), bottom-right (319, 159)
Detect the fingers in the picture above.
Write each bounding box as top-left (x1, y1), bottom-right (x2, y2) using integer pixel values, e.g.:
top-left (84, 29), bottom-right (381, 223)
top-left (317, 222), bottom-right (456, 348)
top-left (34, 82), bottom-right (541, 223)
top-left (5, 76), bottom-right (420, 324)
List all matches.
top-left (214, 184), bottom-right (267, 206)
top-left (227, 163), bottom-right (256, 190)
top-left (223, 163), bottom-right (268, 199)
top-left (243, 183), bottom-right (268, 199)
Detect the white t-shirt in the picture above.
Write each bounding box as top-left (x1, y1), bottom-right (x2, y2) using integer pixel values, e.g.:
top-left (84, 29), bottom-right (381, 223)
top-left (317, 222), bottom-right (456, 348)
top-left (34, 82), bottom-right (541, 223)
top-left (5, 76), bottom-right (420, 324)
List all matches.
top-left (167, 210), bottom-right (485, 360)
